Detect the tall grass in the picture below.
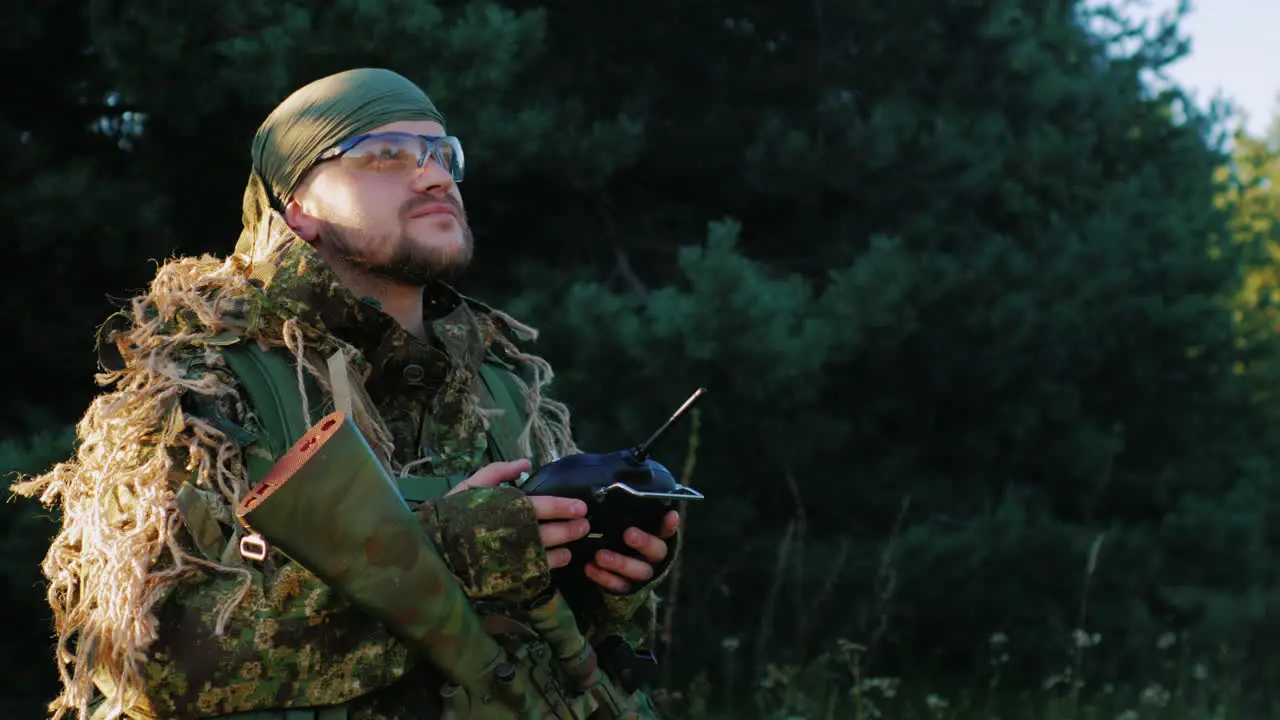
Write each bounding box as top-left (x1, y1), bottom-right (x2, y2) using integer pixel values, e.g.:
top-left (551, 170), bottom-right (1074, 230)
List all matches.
top-left (652, 627), bottom-right (1266, 720)
top-left (652, 420), bottom-right (1273, 720)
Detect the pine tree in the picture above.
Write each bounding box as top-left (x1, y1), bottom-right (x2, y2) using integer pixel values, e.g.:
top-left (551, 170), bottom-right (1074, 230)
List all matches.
top-left (6, 0), bottom-right (1280, 710)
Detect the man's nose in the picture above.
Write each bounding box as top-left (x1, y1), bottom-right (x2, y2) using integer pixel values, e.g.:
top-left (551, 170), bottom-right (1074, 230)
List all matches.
top-left (409, 155), bottom-right (455, 193)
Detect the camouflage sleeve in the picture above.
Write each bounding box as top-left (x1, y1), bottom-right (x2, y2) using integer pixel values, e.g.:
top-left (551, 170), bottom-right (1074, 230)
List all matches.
top-left (412, 484), bottom-right (554, 604)
top-left (411, 480), bottom-right (680, 652)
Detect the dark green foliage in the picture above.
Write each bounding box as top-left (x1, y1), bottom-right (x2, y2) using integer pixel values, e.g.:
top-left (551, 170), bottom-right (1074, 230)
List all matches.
top-left (497, 0), bottom-right (1279, 697)
top-left (3, 0), bottom-right (1280, 713)
top-left (0, 427), bottom-right (74, 717)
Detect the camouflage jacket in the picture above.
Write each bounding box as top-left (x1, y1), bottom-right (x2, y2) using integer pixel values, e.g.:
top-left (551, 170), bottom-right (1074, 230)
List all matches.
top-left (91, 239), bottom-right (674, 719)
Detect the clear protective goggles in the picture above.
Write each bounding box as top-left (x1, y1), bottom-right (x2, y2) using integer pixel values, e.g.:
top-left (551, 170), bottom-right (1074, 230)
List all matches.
top-left (314, 131), bottom-right (465, 183)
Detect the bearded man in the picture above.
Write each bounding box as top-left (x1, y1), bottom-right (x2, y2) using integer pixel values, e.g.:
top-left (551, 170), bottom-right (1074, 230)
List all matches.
top-left (14, 68), bottom-right (680, 720)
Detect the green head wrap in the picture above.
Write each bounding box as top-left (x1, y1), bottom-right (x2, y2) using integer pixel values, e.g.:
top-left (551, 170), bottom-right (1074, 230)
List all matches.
top-left (234, 67), bottom-right (445, 263)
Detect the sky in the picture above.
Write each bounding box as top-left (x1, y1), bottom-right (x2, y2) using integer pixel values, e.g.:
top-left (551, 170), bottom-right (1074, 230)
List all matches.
top-left (1118, 0), bottom-right (1280, 137)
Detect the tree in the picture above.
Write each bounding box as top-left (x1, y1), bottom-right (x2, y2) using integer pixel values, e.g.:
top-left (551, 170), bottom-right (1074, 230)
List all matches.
top-left (0, 0), bottom-right (642, 432)
top-left (499, 0), bottom-right (1280, 695)
top-left (5, 0), bottom-right (1280, 712)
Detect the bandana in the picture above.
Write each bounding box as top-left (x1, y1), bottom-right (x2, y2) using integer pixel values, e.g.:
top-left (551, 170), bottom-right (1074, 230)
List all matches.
top-left (233, 67), bottom-right (445, 272)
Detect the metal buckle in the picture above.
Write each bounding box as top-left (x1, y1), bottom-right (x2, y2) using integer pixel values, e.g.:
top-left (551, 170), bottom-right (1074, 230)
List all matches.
top-left (239, 533), bottom-right (268, 561)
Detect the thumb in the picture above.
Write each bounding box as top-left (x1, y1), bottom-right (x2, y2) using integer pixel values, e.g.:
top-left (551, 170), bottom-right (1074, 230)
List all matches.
top-left (449, 459), bottom-right (532, 494)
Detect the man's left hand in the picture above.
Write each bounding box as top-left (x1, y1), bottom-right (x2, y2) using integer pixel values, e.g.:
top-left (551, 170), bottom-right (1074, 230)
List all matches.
top-left (584, 509), bottom-right (681, 593)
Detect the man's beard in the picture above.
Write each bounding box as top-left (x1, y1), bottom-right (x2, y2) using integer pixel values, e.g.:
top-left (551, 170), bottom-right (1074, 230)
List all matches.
top-left (318, 199), bottom-right (474, 287)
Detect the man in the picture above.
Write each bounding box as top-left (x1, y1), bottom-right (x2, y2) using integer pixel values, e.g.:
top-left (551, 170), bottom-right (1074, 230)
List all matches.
top-left (14, 68), bottom-right (680, 720)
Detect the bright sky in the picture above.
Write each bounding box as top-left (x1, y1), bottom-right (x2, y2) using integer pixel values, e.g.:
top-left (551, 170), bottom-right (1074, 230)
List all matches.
top-left (1123, 0), bottom-right (1280, 137)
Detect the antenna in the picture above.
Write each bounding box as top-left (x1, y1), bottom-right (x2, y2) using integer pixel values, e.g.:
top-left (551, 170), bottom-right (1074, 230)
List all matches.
top-left (631, 387), bottom-right (707, 461)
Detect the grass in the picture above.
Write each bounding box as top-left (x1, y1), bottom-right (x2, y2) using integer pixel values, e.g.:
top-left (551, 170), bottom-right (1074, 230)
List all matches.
top-left (649, 629), bottom-right (1267, 719)
top-left (650, 428), bottom-right (1272, 720)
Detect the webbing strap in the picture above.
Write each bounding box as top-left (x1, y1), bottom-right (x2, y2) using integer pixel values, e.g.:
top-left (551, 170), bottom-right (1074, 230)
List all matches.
top-left (478, 362), bottom-right (530, 463)
top-left (220, 341), bottom-right (323, 484)
top-left (325, 348), bottom-right (355, 419)
top-left (396, 473), bottom-right (464, 502)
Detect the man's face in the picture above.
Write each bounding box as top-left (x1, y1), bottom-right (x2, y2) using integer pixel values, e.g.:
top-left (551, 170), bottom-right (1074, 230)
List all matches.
top-left (285, 119), bottom-right (473, 286)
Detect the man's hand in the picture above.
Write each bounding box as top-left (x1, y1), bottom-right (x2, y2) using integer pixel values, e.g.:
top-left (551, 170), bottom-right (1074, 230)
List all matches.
top-left (584, 510), bottom-right (681, 594)
top-left (448, 459), bottom-right (590, 569)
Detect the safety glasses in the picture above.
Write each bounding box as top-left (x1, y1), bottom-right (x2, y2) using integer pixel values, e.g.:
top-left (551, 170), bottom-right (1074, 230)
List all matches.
top-left (314, 131), bottom-right (465, 183)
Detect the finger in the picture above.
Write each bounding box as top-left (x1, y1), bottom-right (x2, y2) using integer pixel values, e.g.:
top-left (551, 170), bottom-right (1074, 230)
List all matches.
top-left (527, 495), bottom-right (588, 521)
top-left (449, 459), bottom-right (531, 494)
top-left (584, 562), bottom-right (632, 594)
top-left (594, 549), bottom-right (654, 583)
top-left (547, 548), bottom-right (571, 569)
top-left (660, 510), bottom-right (681, 539)
top-left (623, 527), bottom-right (669, 564)
top-left (540, 519), bottom-right (590, 549)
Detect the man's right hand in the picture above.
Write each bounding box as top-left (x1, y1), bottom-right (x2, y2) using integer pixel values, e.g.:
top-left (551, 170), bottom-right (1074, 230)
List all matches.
top-left (448, 459), bottom-right (590, 569)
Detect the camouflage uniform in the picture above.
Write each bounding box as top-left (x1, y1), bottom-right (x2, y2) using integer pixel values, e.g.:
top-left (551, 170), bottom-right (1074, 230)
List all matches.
top-left (84, 237), bottom-right (672, 719)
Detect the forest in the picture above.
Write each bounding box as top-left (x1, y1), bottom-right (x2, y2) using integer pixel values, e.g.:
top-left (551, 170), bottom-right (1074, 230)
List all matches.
top-left (4, 0), bottom-right (1280, 717)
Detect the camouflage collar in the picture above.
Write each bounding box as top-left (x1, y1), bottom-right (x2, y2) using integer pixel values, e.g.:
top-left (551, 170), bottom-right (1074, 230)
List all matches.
top-left (250, 236), bottom-right (488, 398)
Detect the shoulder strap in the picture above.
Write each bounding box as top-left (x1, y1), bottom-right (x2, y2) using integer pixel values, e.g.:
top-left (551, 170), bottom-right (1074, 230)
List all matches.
top-left (218, 341), bottom-right (325, 483)
top-left (478, 360), bottom-right (531, 464)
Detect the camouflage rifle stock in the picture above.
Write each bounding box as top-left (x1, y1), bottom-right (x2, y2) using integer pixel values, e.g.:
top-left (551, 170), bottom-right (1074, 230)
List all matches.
top-left (234, 411), bottom-right (535, 719)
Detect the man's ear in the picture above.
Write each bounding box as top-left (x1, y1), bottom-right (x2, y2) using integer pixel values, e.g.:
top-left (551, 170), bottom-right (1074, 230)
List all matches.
top-left (283, 198), bottom-right (320, 243)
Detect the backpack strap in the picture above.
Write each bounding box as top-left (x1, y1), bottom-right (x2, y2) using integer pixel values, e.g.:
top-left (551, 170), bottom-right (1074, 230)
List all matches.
top-left (477, 360), bottom-right (533, 464)
top-left (396, 475), bottom-right (458, 502)
top-left (218, 341), bottom-right (326, 484)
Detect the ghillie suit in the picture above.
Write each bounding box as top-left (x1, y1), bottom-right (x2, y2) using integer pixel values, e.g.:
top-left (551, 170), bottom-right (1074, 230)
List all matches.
top-left (13, 232), bottom-right (668, 719)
